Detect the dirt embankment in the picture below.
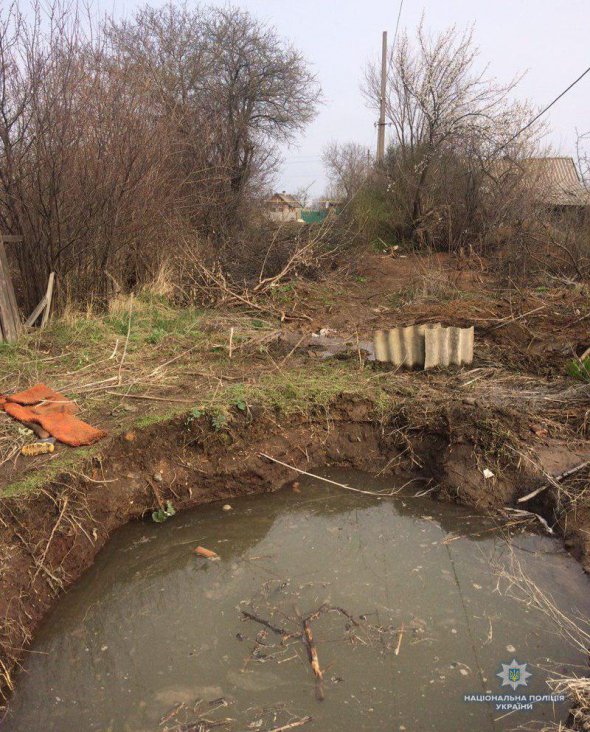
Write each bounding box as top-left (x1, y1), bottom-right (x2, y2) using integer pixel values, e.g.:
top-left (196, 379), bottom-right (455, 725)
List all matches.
top-left (1, 393), bottom-right (588, 709)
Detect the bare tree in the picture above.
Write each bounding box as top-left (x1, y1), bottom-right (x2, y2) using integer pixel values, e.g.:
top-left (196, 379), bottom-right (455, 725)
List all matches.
top-left (0, 1), bottom-right (321, 310)
top-left (322, 142), bottom-right (370, 200)
top-left (108, 4), bottom-right (321, 227)
top-left (362, 20), bottom-right (544, 248)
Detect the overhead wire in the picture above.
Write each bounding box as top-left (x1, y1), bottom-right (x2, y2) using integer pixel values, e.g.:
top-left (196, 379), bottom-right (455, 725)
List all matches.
top-left (496, 63), bottom-right (590, 154)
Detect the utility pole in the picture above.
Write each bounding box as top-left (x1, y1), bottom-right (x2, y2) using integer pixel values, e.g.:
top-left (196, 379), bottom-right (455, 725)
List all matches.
top-left (376, 30), bottom-right (388, 164)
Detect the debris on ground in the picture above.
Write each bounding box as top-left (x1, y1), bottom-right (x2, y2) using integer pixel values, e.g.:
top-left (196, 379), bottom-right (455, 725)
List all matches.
top-left (373, 324), bottom-right (474, 369)
top-left (1, 383), bottom-right (106, 446)
top-left (195, 546), bottom-right (219, 559)
top-left (159, 696), bottom-right (232, 731)
top-left (20, 441), bottom-right (55, 457)
top-left (239, 579), bottom-right (408, 701)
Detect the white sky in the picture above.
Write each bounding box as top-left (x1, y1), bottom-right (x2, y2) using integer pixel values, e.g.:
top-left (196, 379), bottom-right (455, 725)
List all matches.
top-left (102, 0), bottom-right (590, 198)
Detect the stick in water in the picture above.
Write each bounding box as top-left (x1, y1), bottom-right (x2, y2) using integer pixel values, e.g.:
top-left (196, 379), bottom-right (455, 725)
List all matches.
top-left (303, 618), bottom-right (324, 701)
top-left (394, 622), bottom-right (404, 656)
top-left (267, 717), bottom-right (313, 732)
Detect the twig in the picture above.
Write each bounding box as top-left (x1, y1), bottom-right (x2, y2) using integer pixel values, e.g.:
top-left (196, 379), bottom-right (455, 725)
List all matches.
top-left (241, 610), bottom-right (296, 638)
top-left (555, 460), bottom-right (590, 482)
top-left (228, 327), bottom-right (234, 360)
top-left (148, 344), bottom-right (202, 377)
top-left (40, 272), bottom-right (55, 328)
top-left (394, 622), bottom-right (404, 656)
top-left (118, 294), bottom-right (134, 385)
top-left (517, 460), bottom-right (590, 503)
top-left (303, 618), bottom-right (324, 701)
top-left (33, 496), bottom-right (69, 582)
top-left (504, 507), bottom-right (554, 534)
top-left (259, 453), bottom-right (420, 496)
top-left (516, 485), bottom-right (548, 504)
top-left (104, 391), bottom-right (198, 404)
top-left (266, 717), bottom-right (313, 732)
top-left (280, 334), bottom-right (307, 365)
top-left (490, 305), bottom-right (546, 330)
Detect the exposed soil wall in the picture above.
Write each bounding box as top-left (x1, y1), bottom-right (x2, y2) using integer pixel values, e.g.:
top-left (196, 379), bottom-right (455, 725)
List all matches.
top-left (0, 396), bottom-right (585, 710)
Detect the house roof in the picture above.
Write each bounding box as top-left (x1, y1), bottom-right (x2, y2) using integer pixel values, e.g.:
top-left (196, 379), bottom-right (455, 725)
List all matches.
top-left (493, 157), bottom-right (589, 207)
top-left (266, 192), bottom-right (303, 207)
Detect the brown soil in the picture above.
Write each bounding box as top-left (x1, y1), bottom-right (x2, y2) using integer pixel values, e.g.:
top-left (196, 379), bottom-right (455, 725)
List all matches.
top-left (1, 249), bottom-right (589, 711)
top-left (300, 251), bottom-right (590, 369)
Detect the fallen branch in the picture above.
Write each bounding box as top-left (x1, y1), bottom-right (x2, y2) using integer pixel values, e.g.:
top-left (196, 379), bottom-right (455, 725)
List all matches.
top-left (517, 460), bottom-right (590, 503)
top-left (303, 618), bottom-right (324, 701)
top-left (241, 610), bottom-right (297, 639)
top-left (259, 453), bottom-right (421, 496)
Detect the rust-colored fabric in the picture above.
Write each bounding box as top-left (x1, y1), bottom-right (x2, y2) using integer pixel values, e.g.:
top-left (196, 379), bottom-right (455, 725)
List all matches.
top-left (1, 383), bottom-right (106, 446)
top-left (8, 383), bottom-right (73, 407)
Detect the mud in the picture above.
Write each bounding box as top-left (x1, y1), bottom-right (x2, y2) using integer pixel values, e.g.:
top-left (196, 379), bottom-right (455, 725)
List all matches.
top-left (0, 396), bottom-right (588, 710)
top-left (6, 471), bottom-right (589, 732)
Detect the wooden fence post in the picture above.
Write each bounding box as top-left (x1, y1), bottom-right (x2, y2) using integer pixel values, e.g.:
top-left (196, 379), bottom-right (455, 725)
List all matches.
top-left (0, 234), bottom-right (22, 343)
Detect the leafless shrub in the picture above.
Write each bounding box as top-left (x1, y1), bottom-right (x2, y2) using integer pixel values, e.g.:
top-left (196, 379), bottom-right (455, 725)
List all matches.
top-left (361, 19), bottom-right (546, 251)
top-left (322, 141), bottom-right (371, 200)
top-left (0, 1), bottom-right (320, 314)
top-left (176, 220), bottom-right (339, 318)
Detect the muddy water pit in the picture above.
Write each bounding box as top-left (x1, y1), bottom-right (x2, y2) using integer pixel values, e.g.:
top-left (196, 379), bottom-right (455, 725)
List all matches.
top-left (4, 469), bottom-right (589, 732)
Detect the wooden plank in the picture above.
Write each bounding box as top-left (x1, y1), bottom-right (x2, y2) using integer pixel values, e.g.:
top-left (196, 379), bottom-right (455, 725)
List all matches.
top-left (25, 295), bottom-right (48, 328)
top-left (0, 240), bottom-right (20, 342)
top-left (40, 272), bottom-right (55, 328)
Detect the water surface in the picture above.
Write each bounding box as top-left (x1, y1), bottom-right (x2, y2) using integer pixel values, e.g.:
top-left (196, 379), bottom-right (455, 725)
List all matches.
top-left (5, 470), bottom-right (589, 731)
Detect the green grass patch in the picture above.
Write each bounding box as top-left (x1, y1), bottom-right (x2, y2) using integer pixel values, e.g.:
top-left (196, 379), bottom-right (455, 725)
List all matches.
top-left (567, 357), bottom-right (590, 382)
top-left (2, 446), bottom-right (98, 499)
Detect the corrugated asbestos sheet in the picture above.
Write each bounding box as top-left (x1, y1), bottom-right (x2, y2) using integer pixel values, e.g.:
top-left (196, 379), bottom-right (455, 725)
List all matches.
top-left (373, 324), bottom-right (474, 369)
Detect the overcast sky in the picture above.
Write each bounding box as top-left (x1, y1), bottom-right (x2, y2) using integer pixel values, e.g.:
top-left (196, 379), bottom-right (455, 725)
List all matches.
top-left (103, 0), bottom-right (590, 198)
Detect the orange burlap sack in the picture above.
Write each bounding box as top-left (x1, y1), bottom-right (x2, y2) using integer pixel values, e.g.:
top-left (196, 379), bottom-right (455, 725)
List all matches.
top-left (1, 383), bottom-right (106, 446)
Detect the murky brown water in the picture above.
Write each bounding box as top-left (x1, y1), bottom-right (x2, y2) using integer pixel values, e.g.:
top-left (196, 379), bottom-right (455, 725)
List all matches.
top-left (4, 469), bottom-right (590, 732)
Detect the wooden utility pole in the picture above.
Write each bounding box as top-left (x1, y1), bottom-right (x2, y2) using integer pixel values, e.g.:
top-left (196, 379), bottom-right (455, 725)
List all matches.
top-left (376, 30), bottom-right (388, 164)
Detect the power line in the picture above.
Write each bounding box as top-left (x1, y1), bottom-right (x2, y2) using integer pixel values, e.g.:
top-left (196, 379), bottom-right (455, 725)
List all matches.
top-left (392, 0), bottom-right (404, 50)
top-left (497, 63), bottom-right (590, 154)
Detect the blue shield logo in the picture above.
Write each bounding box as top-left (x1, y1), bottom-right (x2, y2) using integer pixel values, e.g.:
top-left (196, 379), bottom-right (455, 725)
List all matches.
top-left (509, 668), bottom-right (521, 684)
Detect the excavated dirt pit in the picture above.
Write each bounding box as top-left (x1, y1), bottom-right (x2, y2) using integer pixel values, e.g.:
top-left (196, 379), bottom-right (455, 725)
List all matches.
top-left (4, 470), bottom-right (590, 732)
top-left (0, 398), bottom-right (589, 729)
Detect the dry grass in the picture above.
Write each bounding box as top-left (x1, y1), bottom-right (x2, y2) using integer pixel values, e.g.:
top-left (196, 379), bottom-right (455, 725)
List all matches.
top-left (0, 291), bottom-right (285, 486)
top-left (495, 554), bottom-right (590, 732)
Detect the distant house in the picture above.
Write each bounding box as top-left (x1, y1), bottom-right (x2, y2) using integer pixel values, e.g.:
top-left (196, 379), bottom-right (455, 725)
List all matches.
top-left (264, 192), bottom-right (303, 223)
top-left (318, 199), bottom-right (345, 213)
top-left (492, 157), bottom-right (589, 212)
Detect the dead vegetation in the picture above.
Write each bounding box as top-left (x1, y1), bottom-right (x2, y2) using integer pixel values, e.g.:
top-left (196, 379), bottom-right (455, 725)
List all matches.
top-left (495, 553), bottom-right (590, 732)
top-left (0, 1), bottom-right (320, 312)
